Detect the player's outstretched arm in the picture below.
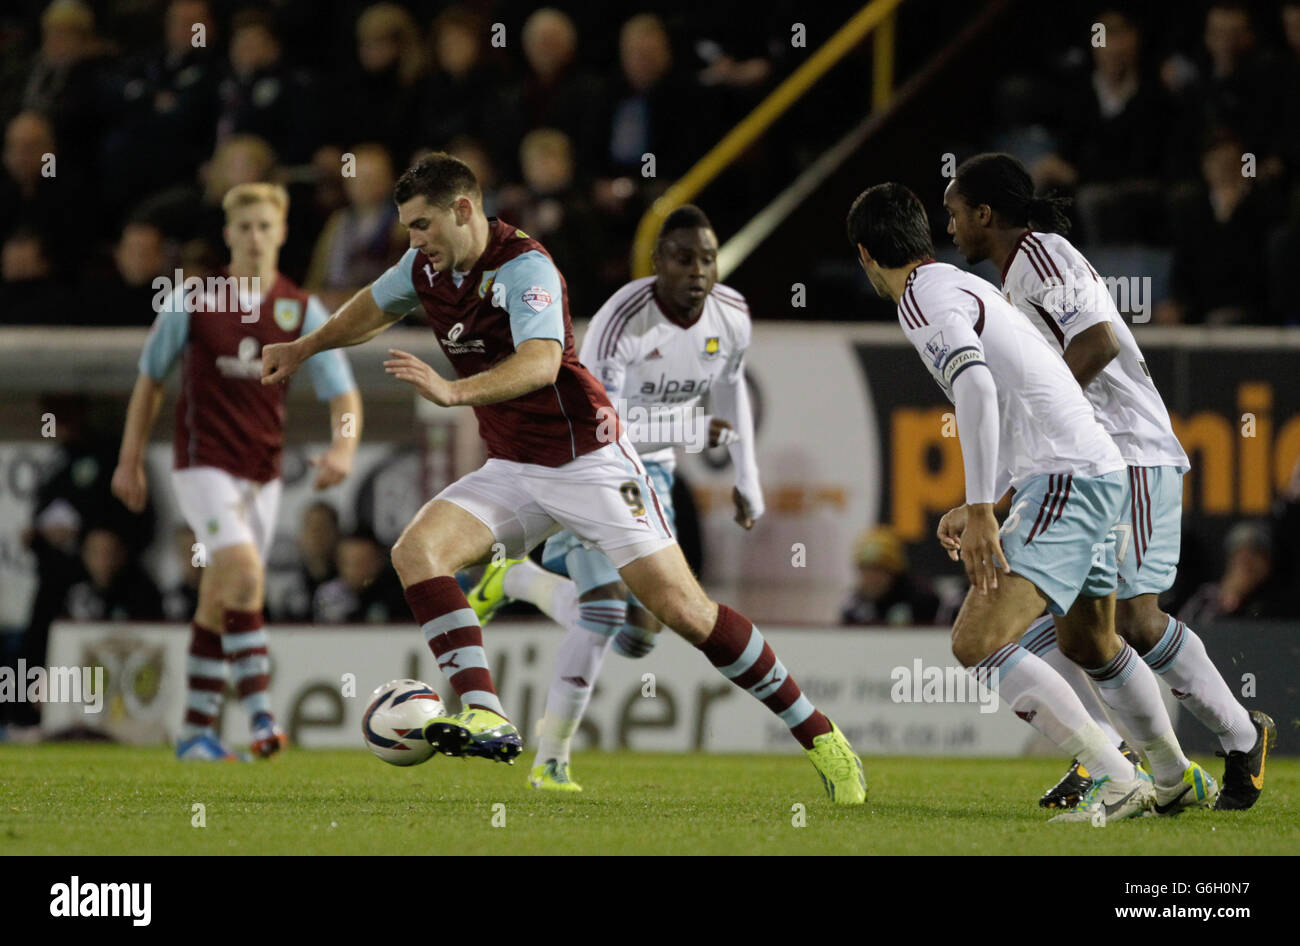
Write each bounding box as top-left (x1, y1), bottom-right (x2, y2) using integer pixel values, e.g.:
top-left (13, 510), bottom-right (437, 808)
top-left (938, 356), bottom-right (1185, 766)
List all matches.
top-left (263, 286), bottom-right (403, 385)
top-left (385, 338), bottom-right (561, 407)
top-left (111, 373), bottom-right (166, 513)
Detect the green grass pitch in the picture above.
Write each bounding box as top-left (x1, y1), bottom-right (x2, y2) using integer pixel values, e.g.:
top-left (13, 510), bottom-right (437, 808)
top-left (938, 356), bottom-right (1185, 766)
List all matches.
top-left (2, 746), bottom-right (1297, 855)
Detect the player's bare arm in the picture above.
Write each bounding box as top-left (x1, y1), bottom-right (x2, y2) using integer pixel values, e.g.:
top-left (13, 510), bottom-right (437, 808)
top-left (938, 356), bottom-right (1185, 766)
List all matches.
top-left (384, 338), bottom-right (561, 407)
top-left (262, 286), bottom-right (403, 385)
top-left (311, 388), bottom-right (363, 489)
top-left (1063, 321), bottom-right (1121, 388)
top-left (111, 372), bottom-right (167, 513)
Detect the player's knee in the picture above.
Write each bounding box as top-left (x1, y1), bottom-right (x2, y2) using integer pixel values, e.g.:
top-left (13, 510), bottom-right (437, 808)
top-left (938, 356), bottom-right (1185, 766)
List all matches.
top-left (1057, 631), bottom-right (1111, 669)
top-left (224, 564), bottom-right (262, 609)
top-left (1114, 603), bottom-right (1167, 653)
top-left (951, 631), bottom-right (990, 668)
top-left (580, 581), bottom-right (627, 602)
top-left (391, 533), bottom-right (440, 581)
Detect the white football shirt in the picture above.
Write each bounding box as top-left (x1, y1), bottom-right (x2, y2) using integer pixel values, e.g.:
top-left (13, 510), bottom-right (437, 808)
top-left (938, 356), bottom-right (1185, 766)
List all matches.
top-left (1001, 231), bottom-right (1189, 472)
top-left (581, 276), bottom-right (759, 502)
top-left (899, 261), bottom-right (1125, 499)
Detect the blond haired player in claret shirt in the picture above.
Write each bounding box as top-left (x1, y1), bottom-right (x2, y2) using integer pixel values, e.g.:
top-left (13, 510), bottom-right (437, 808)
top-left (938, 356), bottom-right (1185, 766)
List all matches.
top-left (113, 183), bottom-right (361, 761)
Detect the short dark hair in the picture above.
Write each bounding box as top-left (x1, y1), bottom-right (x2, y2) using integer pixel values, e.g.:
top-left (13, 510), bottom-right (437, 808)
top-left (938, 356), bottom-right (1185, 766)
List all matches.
top-left (658, 204), bottom-right (713, 242)
top-left (953, 152), bottom-right (1072, 235)
top-left (845, 183), bottom-right (934, 267)
top-left (393, 152), bottom-right (481, 207)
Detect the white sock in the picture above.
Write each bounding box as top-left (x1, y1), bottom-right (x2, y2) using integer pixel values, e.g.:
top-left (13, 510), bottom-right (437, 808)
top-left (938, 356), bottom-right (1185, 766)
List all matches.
top-left (503, 558), bottom-right (579, 630)
top-left (1141, 616), bottom-right (1256, 753)
top-left (973, 643), bottom-right (1135, 781)
top-left (534, 626), bottom-right (613, 766)
top-left (1022, 617), bottom-right (1124, 747)
top-left (1085, 643), bottom-right (1190, 785)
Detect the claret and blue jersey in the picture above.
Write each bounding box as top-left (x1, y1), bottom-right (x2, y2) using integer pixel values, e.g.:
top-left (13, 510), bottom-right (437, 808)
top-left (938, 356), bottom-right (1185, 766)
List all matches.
top-left (370, 218), bottom-right (615, 467)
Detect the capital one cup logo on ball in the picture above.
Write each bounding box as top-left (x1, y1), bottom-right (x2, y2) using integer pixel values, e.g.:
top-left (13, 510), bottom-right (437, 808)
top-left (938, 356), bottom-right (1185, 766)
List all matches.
top-left (361, 679), bottom-right (446, 765)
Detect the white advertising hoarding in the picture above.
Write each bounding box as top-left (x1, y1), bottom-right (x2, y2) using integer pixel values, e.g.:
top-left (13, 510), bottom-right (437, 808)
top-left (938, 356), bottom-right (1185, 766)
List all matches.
top-left (43, 620), bottom-right (1046, 756)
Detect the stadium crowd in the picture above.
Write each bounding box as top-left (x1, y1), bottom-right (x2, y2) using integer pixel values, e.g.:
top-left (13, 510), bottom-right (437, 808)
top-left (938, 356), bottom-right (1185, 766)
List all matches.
top-left (1, 1), bottom-right (1299, 325)
top-left (0, 0), bottom-right (812, 324)
top-left (984, 1), bottom-right (1300, 325)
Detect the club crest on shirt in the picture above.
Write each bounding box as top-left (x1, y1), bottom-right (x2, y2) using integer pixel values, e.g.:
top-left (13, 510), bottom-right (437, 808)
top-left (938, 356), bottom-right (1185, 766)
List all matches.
top-left (702, 336), bottom-right (720, 360)
top-left (924, 331), bottom-right (949, 369)
top-left (522, 286), bottom-right (553, 312)
top-left (478, 268), bottom-right (498, 299)
top-left (273, 298), bottom-right (301, 331)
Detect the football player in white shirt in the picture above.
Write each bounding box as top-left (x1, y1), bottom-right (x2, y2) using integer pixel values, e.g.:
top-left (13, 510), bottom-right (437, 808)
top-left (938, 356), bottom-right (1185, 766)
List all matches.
top-left (847, 182), bottom-right (1215, 821)
top-left (943, 153), bottom-right (1272, 813)
top-left (465, 206), bottom-right (767, 791)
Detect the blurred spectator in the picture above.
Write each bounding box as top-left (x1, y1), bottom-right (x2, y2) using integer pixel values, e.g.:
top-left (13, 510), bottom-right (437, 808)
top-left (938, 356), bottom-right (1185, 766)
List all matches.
top-left (215, 8), bottom-right (317, 163)
top-left (1165, 2), bottom-right (1279, 182)
top-left (420, 7), bottom-right (496, 158)
top-left (497, 129), bottom-right (602, 316)
top-left (1280, 2), bottom-right (1300, 177)
top-left (63, 525), bottom-right (162, 621)
top-left (276, 501), bottom-right (340, 621)
top-left (304, 142), bottom-right (404, 310)
top-left (329, 3), bottom-right (426, 163)
top-left (0, 110), bottom-right (81, 269)
top-left (590, 13), bottom-right (699, 288)
top-left (603, 13), bottom-right (696, 179)
top-left (312, 528), bottom-right (406, 623)
top-left (1159, 129), bottom-right (1279, 325)
top-left (137, 132), bottom-right (277, 257)
top-left (1179, 521), bottom-right (1293, 624)
top-left (100, 0), bottom-right (221, 218)
top-left (1036, 9), bottom-right (1172, 243)
top-left (492, 8), bottom-right (606, 180)
top-left (840, 526), bottom-right (941, 627)
top-left (83, 220), bottom-right (173, 326)
top-left (162, 526), bottom-right (202, 623)
top-left (0, 228), bottom-right (77, 321)
top-left (19, 0), bottom-right (110, 159)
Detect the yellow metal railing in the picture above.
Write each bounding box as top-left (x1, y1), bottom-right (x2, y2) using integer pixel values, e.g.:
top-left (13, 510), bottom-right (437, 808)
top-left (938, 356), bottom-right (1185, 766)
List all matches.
top-left (631, 0), bottom-right (903, 278)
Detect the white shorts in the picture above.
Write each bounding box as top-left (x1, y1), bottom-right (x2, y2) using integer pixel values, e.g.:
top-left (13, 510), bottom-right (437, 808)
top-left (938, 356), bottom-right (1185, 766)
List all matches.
top-left (170, 466), bottom-right (281, 559)
top-left (436, 436), bottom-right (675, 569)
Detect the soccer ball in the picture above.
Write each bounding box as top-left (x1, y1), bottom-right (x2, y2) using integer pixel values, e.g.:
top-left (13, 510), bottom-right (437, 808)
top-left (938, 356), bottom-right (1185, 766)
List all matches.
top-left (361, 679), bottom-right (445, 766)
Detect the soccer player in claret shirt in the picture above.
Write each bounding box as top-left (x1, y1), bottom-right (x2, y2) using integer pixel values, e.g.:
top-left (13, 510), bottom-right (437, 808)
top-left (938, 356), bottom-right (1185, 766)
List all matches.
top-left (464, 204), bottom-right (765, 791)
top-left (262, 153), bottom-right (865, 804)
top-left (847, 182), bottom-right (1214, 821)
top-left (112, 183), bottom-right (361, 761)
top-left (943, 153), bottom-right (1274, 812)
